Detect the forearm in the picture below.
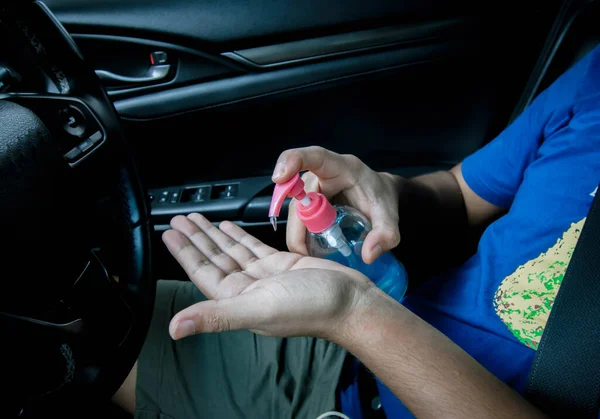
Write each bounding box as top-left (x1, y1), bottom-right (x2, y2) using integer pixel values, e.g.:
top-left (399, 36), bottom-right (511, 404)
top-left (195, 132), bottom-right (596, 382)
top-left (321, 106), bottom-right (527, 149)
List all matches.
top-left (337, 290), bottom-right (547, 419)
top-left (391, 171), bottom-right (473, 281)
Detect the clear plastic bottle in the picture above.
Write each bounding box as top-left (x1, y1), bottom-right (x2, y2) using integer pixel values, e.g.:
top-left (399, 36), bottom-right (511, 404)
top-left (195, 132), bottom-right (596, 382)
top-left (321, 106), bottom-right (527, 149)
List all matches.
top-left (269, 173), bottom-right (408, 303)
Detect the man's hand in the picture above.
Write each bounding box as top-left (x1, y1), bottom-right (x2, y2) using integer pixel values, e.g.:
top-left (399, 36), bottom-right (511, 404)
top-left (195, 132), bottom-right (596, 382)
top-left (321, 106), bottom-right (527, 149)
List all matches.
top-left (272, 146), bottom-right (402, 264)
top-left (162, 213), bottom-right (376, 340)
top-left (163, 216), bottom-right (546, 419)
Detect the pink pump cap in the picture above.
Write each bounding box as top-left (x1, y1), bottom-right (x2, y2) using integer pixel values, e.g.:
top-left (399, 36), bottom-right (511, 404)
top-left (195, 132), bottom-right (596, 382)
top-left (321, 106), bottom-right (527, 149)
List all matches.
top-left (269, 173), bottom-right (336, 233)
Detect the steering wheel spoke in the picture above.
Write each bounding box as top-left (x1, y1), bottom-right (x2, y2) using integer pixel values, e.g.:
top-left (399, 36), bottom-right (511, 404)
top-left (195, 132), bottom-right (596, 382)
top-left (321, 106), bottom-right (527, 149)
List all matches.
top-left (67, 251), bottom-right (134, 349)
top-left (1, 93), bottom-right (108, 168)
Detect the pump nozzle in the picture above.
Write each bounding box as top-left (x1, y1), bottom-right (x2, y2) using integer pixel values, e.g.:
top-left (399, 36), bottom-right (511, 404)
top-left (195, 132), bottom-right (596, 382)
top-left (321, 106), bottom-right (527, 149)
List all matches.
top-left (269, 172), bottom-right (337, 234)
top-left (268, 173), bottom-right (309, 231)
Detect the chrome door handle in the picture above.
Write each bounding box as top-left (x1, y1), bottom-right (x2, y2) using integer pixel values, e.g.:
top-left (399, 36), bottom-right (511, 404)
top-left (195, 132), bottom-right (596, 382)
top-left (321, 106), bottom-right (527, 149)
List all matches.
top-left (95, 64), bottom-right (170, 84)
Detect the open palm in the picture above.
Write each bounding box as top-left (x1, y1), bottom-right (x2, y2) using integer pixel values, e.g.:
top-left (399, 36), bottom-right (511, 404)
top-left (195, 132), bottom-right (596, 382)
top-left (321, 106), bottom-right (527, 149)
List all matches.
top-left (162, 213), bottom-right (373, 340)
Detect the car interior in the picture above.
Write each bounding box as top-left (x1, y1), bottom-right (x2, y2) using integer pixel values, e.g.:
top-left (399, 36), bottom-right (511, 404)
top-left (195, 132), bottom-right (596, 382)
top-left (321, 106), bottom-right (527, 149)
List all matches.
top-left (0, 0), bottom-right (598, 417)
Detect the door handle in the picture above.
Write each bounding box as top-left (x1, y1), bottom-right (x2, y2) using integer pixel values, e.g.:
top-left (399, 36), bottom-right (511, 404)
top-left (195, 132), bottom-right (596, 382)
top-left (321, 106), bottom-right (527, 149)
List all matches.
top-left (95, 64), bottom-right (171, 84)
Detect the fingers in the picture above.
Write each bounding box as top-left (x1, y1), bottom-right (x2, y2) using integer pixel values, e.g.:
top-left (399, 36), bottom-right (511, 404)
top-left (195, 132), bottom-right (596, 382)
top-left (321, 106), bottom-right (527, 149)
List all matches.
top-left (361, 208), bottom-right (401, 264)
top-left (218, 220), bottom-right (277, 259)
top-left (272, 146), bottom-right (364, 194)
top-left (182, 213), bottom-right (271, 271)
top-left (272, 146), bottom-right (401, 263)
top-left (171, 215), bottom-right (243, 274)
top-left (169, 290), bottom-right (268, 339)
top-left (285, 172), bottom-right (319, 254)
top-left (165, 214), bottom-right (277, 298)
top-left (162, 228), bottom-right (225, 297)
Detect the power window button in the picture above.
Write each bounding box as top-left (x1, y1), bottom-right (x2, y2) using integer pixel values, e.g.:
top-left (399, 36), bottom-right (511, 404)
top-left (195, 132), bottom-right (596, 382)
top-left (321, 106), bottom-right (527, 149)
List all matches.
top-left (64, 147), bottom-right (82, 162)
top-left (89, 131), bottom-right (103, 144)
top-left (78, 137), bottom-right (95, 153)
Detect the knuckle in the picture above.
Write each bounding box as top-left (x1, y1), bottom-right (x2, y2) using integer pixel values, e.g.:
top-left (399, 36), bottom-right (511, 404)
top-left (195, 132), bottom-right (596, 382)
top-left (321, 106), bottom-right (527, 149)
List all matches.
top-left (248, 238), bottom-right (262, 251)
top-left (278, 149), bottom-right (293, 162)
top-left (224, 239), bottom-right (237, 250)
top-left (242, 234), bottom-right (257, 249)
top-left (343, 154), bottom-right (361, 166)
top-left (244, 256), bottom-right (258, 267)
top-left (307, 146), bottom-right (327, 169)
top-left (208, 247), bottom-right (222, 257)
top-left (386, 228), bottom-right (401, 246)
top-left (343, 154), bottom-right (364, 172)
top-left (282, 147), bottom-right (305, 165)
top-left (315, 146), bottom-right (327, 163)
top-left (206, 313), bottom-right (231, 333)
top-left (307, 145), bottom-right (325, 154)
top-left (190, 258), bottom-right (212, 276)
top-left (342, 154), bottom-right (366, 184)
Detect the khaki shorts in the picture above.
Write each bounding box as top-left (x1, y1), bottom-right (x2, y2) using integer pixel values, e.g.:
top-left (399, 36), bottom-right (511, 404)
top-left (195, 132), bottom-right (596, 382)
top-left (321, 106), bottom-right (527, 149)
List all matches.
top-left (135, 280), bottom-right (348, 419)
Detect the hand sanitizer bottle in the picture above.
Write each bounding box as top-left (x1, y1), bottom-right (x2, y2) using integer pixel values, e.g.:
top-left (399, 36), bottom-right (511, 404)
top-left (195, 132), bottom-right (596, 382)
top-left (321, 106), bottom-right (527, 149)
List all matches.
top-left (268, 173), bottom-right (407, 303)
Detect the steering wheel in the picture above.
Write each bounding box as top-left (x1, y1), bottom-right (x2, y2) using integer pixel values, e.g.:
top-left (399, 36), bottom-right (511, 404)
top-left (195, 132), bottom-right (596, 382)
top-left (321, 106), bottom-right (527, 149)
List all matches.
top-left (0, 2), bottom-right (154, 417)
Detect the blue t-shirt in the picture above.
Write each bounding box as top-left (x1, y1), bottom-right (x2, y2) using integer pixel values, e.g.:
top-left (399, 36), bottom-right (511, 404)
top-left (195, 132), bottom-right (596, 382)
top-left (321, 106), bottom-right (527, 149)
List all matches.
top-left (341, 44), bottom-right (600, 418)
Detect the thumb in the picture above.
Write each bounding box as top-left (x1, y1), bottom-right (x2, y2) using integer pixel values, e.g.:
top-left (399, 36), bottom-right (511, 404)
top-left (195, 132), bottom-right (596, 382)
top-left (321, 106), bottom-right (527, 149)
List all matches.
top-left (361, 217), bottom-right (400, 264)
top-left (169, 291), bottom-right (267, 339)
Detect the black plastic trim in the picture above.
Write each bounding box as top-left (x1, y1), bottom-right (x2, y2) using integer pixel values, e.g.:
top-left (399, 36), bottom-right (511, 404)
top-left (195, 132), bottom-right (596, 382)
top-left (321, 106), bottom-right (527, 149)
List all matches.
top-left (149, 166), bottom-right (451, 230)
top-left (71, 33), bottom-right (244, 99)
top-left (115, 38), bottom-right (479, 120)
top-left (153, 220), bottom-right (280, 232)
top-left (72, 33), bottom-right (240, 69)
top-left (243, 196), bottom-right (290, 223)
top-left (149, 176), bottom-right (274, 224)
top-left (224, 18), bottom-right (475, 69)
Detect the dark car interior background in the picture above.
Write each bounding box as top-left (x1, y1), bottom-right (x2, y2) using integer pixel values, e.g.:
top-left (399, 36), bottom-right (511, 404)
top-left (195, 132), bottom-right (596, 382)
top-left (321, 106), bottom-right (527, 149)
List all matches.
top-left (44, 0), bottom-right (583, 281)
top-left (2, 0), bottom-right (600, 417)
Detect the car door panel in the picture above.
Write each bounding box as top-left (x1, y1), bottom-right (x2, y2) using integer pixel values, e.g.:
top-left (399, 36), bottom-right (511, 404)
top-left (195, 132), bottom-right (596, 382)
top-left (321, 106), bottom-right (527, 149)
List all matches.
top-left (114, 36), bottom-right (479, 120)
top-left (45, 0), bottom-right (561, 278)
top-left (120, 49), bottom-right (503, 186)
top-left (71, 34), bottom-right (241, 98)
top-left (46, 0), bottom-right (498, 48)
top-left (221, 18), bottom-right (477, 68)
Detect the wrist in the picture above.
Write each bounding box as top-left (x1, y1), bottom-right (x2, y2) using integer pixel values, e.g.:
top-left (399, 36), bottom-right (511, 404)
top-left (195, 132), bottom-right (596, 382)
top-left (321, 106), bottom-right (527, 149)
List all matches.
top-left (332, 283), bottom-right (404, 349)
top-left (379, 171), bottom-right (406, 191)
